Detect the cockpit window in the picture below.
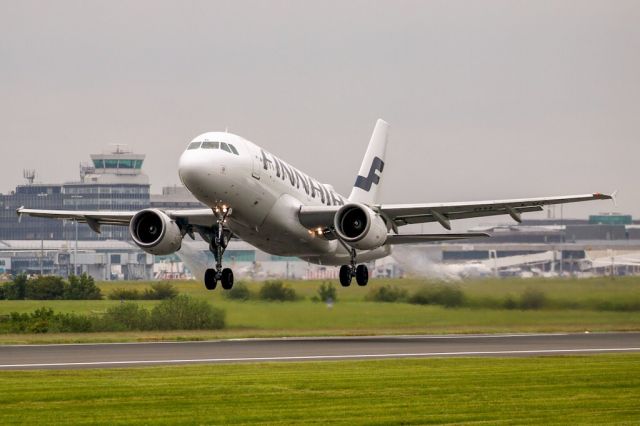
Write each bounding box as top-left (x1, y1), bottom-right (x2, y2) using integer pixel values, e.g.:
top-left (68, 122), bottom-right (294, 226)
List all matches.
top-left (202, 141), bottom-right (220, 149)
top-left (189, 140), bottom-right (239, 155)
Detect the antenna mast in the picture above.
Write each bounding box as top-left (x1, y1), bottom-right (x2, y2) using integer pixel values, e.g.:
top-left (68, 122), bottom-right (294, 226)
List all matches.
top-left (23, 169), bottom-right (36, 185)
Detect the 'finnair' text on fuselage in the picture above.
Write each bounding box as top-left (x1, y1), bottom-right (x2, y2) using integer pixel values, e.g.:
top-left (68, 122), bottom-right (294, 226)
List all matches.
top-left (259, 149), bottom-right (346, 206)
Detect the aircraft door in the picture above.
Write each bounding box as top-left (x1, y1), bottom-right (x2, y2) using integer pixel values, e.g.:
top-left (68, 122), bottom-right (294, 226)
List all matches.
top-left (251, 146), bottom-right (261, 180)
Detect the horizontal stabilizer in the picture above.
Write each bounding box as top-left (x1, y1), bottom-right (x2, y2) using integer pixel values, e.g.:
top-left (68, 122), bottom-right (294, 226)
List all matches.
top-left (386, 232), bottom-right (490, 245)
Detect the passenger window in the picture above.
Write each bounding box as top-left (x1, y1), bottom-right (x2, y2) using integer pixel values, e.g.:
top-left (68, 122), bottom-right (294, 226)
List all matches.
top-left (228, 144), bottom-right (239, 155)
top-left (202, 141), bottom-right (219, 149)
top-left (220, 142), bottom-right (231, 153)
top-left (187, 142), bottom-right (201, 150)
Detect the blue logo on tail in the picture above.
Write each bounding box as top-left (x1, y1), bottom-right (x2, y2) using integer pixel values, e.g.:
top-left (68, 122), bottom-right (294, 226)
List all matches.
top-left (354, 157), bottom-right (385, 192)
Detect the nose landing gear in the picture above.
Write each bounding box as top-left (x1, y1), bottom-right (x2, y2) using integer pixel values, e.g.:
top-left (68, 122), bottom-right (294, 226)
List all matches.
top-left (203, 206), bottom-right (235, 291)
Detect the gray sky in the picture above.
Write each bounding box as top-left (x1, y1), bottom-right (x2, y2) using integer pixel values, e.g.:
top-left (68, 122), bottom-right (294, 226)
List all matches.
top-left (1, 0), bottom-right (638, 228)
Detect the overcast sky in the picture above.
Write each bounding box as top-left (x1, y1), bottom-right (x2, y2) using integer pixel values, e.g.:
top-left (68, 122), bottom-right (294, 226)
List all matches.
top-left (1, 1), bottom-right (638, 229)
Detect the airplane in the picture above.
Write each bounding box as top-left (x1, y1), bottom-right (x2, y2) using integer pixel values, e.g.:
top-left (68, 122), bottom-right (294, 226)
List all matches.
top-left (17, 119), bottom-right (612, 290)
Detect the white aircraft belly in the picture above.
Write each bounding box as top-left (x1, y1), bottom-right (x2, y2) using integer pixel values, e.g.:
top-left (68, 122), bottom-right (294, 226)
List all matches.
top-left (301, 245), bottom-right (392, 266)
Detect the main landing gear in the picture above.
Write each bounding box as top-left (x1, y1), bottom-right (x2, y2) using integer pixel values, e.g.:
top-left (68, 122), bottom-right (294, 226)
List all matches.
top-left (339, 248), bottom-right (369, 287)
top-left (204, 207), bottom-right (234, 291)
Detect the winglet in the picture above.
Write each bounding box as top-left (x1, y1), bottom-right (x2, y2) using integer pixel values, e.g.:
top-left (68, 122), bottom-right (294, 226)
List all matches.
top-left (592, 191), bottom-right (616, 207)
top-left (16, 206), bottom-right (24, 223)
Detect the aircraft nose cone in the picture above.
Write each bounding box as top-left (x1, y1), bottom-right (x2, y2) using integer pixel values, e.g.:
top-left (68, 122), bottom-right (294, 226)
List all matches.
top-left (178, 150), bottom-right (207, 193)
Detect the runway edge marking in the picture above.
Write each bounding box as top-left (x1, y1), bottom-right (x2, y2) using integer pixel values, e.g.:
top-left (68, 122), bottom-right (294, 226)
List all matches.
top-left (2, 347), bottom-right (640, 369)
top-left (1, 332), bottom-right (578, 348)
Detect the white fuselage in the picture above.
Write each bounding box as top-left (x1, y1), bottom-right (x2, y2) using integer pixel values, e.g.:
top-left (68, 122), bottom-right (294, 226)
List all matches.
top-left (177, 132), bottom-right (391, 265)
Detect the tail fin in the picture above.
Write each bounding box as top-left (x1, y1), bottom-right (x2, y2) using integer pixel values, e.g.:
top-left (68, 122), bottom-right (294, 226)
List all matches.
top-left (348, 119), bottom-right (389, 205)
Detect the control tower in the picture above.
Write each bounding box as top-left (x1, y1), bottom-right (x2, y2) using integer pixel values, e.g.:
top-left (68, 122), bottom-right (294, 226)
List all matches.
top-left (80, 145), bottom-right (149, 185)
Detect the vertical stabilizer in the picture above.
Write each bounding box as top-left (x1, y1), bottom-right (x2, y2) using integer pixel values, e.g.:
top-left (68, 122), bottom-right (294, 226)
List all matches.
top-left (348, 119), bottom-right (389, 205)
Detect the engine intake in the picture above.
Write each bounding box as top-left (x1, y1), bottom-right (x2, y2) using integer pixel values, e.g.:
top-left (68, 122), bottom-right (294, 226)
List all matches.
top-left (334, 203), bottom-right (388, 250)
top-left (129, 209), bottom-right (183, 255)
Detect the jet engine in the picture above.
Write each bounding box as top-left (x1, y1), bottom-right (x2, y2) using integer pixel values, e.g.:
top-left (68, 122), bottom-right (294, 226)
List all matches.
top-left (334, 203), bottom-right (388, 250)
top-left (129, 209), bottom-right (183, 255)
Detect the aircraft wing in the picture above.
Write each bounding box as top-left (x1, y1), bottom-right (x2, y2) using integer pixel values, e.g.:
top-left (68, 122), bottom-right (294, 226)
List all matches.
top-left (299, 193), bottom-right (612, 231)
top-left (16, 207), bottom-right (217, 233)
top-left (378, 193), bottom-right (612, 230)
top-left (589, 255), bottom-right (640, 267)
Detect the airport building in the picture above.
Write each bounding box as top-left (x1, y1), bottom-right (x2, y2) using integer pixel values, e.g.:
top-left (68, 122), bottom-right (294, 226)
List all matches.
top-left (0, 240), bottom-right (154, 280)
top-left (0, 182), bottom-right (64, 240)
top-left (398, 213), bottom-right (640, 278)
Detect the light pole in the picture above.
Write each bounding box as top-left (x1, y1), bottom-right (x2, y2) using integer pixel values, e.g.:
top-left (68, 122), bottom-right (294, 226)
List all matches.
top-left (71, 195), bottom-right (83, 276)
top-left (560, 204), bottom-right (564, 276)
top-left (37, 193), bottom-right (48, 275)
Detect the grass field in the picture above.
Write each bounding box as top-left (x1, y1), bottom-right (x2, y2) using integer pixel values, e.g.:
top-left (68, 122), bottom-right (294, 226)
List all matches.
top-left (1, 277), bottom-right (639, 343)
top-left (95, 276), bottom-right (640, 304)
top-left (4, 276), bottom-right (640, 307)
top-left (1, 355), bottom-right (639, 424)
top-left (1, 304), bottom-right (638, 344)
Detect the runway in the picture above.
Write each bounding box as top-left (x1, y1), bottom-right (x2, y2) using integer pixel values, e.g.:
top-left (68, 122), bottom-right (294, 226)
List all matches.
top-left (1, 332), bottom-right (639, 370)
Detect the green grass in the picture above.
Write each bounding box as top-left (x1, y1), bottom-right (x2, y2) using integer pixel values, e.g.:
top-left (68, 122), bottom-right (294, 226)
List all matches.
top-left (458, 276), bottom-right (640, 309)
top-left (4, 276), bottom-right (640, 306)
top-left (97, 276), bottom-right (640, 303)
top-left (0, 301), bottom-right (638, 344)
top-left (1, 355), bottom-right (639, 424)
top-left (1, 277), bottom-right (640, 343)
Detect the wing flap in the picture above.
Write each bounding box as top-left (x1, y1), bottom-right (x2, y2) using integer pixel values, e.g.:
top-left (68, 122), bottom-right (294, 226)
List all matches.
top-left (394, 206), bottom-right (543, 226)
top-left (386, 233), bottom-right (490, 244)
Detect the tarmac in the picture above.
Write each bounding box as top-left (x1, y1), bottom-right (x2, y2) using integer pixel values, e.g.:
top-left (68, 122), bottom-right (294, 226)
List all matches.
top-left (1, 332), bottom-right (638, 370)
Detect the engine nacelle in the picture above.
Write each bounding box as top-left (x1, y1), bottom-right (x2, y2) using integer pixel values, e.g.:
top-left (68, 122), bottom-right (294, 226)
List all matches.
top-left (129, 209), bottom-right (183, 255)
top-left (334, 203), bottom-right (388, 250)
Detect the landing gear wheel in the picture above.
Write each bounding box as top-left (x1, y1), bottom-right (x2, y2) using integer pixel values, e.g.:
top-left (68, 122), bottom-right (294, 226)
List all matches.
top-left (201, 206), bottom-right (234, 291)
top-left (355, 265), bottom-right (369, 286)
top-left (339, 265), bottom-right (352, 287)
top-left (204, 269), bottom-right (218, 290)
top-left (221, 268), bottom-right (234, 290)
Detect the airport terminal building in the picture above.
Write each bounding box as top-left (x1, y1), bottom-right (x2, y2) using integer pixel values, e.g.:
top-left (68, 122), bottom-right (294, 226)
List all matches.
top-left (401, 213), bottom-right (640, 278)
